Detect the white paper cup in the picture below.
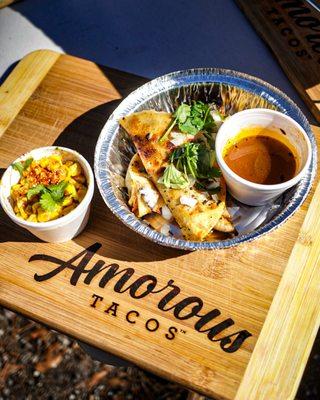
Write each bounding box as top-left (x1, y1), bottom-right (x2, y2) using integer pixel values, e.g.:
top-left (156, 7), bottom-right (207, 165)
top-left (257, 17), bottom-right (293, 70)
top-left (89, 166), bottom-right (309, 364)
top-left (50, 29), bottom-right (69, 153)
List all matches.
top-left (0, 146), bottom-right (94, 242)
top-left (215, 109), bottom-right (312, 206)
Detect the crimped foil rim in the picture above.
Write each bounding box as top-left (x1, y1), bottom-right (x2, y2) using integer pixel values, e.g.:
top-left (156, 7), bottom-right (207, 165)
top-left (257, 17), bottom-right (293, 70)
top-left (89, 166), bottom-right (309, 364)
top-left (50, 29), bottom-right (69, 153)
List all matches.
top-left (94, 68), bottom-right (317, 251)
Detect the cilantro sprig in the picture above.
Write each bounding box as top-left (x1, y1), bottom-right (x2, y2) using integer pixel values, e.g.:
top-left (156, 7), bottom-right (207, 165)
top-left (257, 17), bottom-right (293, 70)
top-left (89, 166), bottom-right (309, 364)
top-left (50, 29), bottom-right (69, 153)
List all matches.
top-left (27, 181), bottom-right (68, 212)
top-left (158, 142), bottom-right (221, 190)
top-left (159, 101), bottom-right (215, 143)
top-left (157, 101), bottom-right (222, 190)
top-left (40, 192), bottom-right (58, 212)
top-left (170, 142), bottom-right (199, 178)
top-left (27, 184), bottom-right (46, 200)
top-left (171, 142), bottom-right (221, 180)
top-left (12, 157), bottom-right (33, 176)
top-left (48, 181), bottom-right (69, 202)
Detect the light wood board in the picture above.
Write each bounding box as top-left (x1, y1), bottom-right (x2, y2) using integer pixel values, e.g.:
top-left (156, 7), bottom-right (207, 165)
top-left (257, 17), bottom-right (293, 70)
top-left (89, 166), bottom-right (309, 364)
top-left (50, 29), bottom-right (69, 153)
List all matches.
top-left (236, 0), bottom-right (320, 123)
top-left (0, 50), bottom-right (319, 400)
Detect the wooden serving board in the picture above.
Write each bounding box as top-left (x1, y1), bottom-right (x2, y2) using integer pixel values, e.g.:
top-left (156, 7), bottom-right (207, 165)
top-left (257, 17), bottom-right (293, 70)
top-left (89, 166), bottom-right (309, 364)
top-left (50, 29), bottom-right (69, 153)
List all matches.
top-left (236, 0), bottom-right (320, 123)
top-left (0, 50), bottom-right (320, 400)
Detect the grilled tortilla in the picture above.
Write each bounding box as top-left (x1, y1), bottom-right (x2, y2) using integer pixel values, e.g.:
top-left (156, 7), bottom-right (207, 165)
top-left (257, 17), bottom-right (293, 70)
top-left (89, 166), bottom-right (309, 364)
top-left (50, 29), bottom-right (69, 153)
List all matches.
top-left (120, 110), bottom-right (229, 241)
top-left (125, 153), bottom-right (163, 218)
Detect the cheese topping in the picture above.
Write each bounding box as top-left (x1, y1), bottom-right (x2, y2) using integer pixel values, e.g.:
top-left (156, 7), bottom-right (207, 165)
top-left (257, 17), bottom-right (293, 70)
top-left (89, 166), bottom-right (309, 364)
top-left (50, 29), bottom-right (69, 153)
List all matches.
top-left (140, 187), bottom-right (159, 209)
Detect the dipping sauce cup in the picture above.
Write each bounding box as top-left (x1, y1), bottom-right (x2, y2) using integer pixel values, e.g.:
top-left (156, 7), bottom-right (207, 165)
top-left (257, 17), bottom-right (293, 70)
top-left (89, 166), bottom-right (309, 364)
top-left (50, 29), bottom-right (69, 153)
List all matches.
top-left (215, 109), bottom-right (312, 206)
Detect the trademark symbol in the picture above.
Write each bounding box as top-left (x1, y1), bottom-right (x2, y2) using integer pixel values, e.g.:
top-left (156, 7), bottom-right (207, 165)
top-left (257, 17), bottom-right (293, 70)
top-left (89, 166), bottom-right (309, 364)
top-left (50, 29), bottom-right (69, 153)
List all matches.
top-left (180, 329), bottom-right (186, 334)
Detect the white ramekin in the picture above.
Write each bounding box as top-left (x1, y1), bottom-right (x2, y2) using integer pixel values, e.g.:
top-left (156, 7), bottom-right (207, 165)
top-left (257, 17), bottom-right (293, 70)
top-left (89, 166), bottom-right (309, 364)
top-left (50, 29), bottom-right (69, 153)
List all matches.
top-left (0, 146), bottom-right (94, 242)
top-left (215, 109), bottom-right (312, 206)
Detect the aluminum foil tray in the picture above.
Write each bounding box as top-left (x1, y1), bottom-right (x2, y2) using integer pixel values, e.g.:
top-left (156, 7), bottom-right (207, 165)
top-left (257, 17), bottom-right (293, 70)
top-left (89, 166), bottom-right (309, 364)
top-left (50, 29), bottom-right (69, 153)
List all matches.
top-left (94, 68), bottom-right (316, 250)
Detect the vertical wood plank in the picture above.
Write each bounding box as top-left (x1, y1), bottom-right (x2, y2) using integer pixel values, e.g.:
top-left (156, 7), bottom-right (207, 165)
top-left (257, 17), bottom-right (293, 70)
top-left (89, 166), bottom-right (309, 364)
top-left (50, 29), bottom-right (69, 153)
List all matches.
top-left (0, 50), bottom-right (60, 137)
top-left (236, 147), bottom-right (320, 399)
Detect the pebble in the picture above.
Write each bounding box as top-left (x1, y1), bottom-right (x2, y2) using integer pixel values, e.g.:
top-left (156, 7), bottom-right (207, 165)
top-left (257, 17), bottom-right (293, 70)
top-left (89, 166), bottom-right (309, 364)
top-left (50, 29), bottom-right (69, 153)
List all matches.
top-left (61, 337), bottom-right (71, 347)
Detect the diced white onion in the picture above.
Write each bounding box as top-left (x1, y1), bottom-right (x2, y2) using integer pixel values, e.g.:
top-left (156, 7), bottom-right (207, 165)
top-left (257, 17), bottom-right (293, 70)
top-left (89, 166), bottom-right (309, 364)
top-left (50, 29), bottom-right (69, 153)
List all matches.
top-left (160, 224), bottom-right (170, 236)
top-left (140, 187), bottom-right (159, 209)
top-left (161, 205), bottom-right (172, 220)
top-left (211, 194), bottom-right (219, 203)
top-left (210, 111), bottom-right (224, 129)
top-left (197, 191), bottom-right (210, 202)
top-left (207, 178), bottom-right (220, 190)
top-left (210, 110), bottom-right (222, 122)
top-left (180, 195), bottom-right (197, 208)
top-left (170, 131), bottom-right (192, 147)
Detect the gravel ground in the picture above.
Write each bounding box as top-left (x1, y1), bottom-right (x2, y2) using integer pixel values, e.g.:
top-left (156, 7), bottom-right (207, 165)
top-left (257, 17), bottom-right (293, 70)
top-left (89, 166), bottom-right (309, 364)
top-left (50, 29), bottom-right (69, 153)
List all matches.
top-left (0, 307), bottom-right (319, 400)
top-left (0, 308), bottom-right (187, 400)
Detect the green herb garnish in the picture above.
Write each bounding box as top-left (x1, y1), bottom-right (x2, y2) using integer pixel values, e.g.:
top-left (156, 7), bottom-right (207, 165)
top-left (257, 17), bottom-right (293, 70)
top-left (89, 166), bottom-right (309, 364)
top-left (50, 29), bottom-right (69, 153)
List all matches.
top-left (26, 180), bottom-right (68, 212)
top-left (158, 141), bottom-right (221, 190)
top-left (157, 101), bottom-right (223, 191)
top-left (12, 157), bottom-right (33, 176)
top-left (24, 158), bottom-right (33, 169)
top-left (158, 164), bottom-right (189, 189)
top-left (27, 184), bottom-right (46, 200)
top-left (170, 142), bottom-right (199, 178)
top-left (39, 192), bottom-right (58, 212)
top-left (12, 162), bottom-right (24, 175)
top-left (171, 142), bottom-right (221, 179)
top-left (48, 181), bottom-right (68, 202)
top-left (159, 101), bottom-right (215, 143)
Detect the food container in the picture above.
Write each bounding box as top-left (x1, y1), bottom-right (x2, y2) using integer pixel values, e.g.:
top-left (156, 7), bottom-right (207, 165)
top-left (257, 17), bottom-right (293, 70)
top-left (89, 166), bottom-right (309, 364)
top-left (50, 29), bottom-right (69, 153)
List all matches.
top-left (94, 68), bottom-right (316, 250)
top-left (215, 109), bottom-right (312, 206)
top-left (0, 146), bottom-right (94, 243)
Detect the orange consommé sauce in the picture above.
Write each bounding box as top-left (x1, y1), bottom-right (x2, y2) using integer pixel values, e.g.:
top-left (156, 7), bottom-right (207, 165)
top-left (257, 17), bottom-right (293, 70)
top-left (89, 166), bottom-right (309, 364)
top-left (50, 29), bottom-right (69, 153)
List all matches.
top-left (223, 126), bottom-right (298, 185)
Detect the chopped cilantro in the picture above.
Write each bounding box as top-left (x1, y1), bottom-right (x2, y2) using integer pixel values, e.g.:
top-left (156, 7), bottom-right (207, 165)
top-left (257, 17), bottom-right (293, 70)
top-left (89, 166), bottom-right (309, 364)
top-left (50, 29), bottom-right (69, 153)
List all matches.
top-left (27, 184), bottom-right (45, 200)
top-left (40, 192), bottom-right (58, 212)
top-left (170, 142), bottom-right (199, 178)
top-left (48, 181), bottom-right (68, 202)
top-left (26, 180), bottom-right (68, 212)
top-left (12, 162), bottom-right (24, 175)
top-left (157, 101), bottom-right (223, 192)
top-left (12, 157), bottom-right (33, 176)
top-left (175, 103), bottom-right (191, 123)
top-left (159, 101), bottom-right (215, 142)
top-left (23, 158), bottom-right (33, 169)
top-left (169, 142), bottom-right (221, 180)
